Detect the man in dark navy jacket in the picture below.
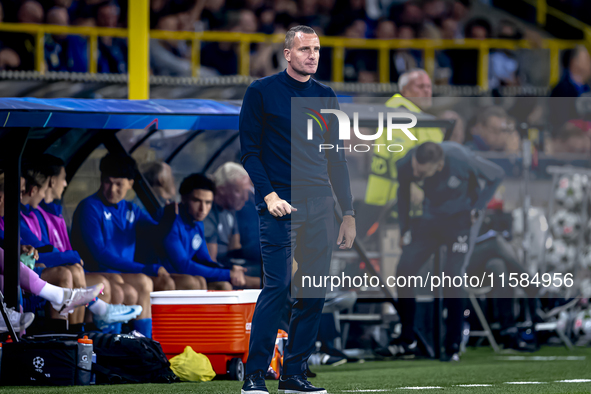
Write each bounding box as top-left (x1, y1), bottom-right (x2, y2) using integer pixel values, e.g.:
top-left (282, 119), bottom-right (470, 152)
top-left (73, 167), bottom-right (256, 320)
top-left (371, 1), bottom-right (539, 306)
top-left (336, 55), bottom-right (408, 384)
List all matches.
top-left (240, 25), bottom-right (356, 394)
top-left (378, 141), bottom-right (504, 362)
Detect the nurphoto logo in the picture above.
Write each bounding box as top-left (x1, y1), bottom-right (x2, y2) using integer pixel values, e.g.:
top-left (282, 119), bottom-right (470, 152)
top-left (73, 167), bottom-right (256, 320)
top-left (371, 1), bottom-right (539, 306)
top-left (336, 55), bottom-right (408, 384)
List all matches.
top-left (306, 109), bottom-right (418, 153)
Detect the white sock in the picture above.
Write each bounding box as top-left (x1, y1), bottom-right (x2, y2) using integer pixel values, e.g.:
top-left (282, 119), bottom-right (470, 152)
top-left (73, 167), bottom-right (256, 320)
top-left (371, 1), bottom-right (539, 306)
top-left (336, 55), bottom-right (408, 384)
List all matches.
top-left (87, 298), bottom-right (108, 316)
top-left (38, 283), bottom-right (65, 304)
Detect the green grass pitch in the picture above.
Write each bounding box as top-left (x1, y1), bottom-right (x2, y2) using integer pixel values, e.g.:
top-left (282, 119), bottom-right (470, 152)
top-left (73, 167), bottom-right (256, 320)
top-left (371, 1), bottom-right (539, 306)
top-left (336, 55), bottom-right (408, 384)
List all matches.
top-left (1, 346), bottom-right (590, 393)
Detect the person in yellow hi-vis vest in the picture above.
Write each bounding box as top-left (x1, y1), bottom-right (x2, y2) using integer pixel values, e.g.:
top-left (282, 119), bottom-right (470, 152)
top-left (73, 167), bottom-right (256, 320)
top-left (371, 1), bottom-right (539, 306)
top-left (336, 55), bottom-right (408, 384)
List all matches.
top-left (364, 69), bottom-right (444, 223)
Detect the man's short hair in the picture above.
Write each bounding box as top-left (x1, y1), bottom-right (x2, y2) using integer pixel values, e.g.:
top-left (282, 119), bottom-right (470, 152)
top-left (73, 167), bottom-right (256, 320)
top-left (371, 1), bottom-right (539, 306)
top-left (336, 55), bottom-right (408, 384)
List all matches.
top-left (212, 162), bottom-right (249, 187)
top-left (99, 153), bottom-right (137, 180)
top-left (179, 173), bottom-right (216, 196)
top-left (40, 154), bottom-right (65, 178)
top-left (284, 25), bottom-right (316, 50)
top-left (22, 159), bottom-right (49, 193)
top-left (476, 106), bottom-right (507, 126)
top-left (398, 68), bottom-right (427, 92)
top-left (414, 142), bottom-right (444, 164)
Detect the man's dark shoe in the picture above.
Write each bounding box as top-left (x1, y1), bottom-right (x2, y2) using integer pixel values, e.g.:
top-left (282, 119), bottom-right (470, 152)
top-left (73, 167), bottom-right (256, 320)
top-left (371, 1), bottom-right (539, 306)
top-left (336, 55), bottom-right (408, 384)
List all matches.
top-left (278, 373), bottom-right (327, 393)
top-left (305, 367), bottom-right (317, 378)
top-left (241, 370), bottom-right (268, 394)
top-left (375, 339), bottom-right (418, 358)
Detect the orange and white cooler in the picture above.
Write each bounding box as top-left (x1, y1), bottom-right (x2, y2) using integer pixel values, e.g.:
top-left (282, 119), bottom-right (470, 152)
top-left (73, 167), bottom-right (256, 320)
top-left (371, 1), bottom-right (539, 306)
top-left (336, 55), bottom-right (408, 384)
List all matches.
top-left (151, 290), bottom-right (261, 380)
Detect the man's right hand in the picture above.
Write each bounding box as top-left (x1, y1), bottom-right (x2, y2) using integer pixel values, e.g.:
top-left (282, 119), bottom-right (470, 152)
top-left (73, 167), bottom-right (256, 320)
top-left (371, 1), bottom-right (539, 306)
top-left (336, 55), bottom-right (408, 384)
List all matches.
top-left (264, 192), bottom-right (297, 217)
top-left (230, 265), bottom-right (247, 287)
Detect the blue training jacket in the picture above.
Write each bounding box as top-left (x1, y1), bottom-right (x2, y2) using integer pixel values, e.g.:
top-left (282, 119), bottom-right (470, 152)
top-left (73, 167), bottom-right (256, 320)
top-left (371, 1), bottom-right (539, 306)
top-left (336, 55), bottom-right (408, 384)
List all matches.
top-left (71, 192), bottom-right (162, 275)
top-left (151, 205), bottom-right (231, 282)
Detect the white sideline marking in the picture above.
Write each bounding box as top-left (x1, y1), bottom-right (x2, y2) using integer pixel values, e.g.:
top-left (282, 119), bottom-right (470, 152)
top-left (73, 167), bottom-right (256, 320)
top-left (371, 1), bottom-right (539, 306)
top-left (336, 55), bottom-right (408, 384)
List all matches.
top-left (397, 387), bottom-right (442, 390)
top-left (454, 384), bottom-right (493, 387)
top-left (342, 390), bottom-right (391, 392)
top-left (495, 356), bottom-right (586, 361)
top-left (504, 382), bottom-right (546, 385)
top-left (555, 379), bottom-right (591, 383)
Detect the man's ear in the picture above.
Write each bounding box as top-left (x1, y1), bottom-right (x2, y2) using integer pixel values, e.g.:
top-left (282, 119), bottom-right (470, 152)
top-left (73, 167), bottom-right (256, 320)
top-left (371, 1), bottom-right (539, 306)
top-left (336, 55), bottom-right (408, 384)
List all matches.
top-left (129, 179), bottom-right (135, 188)
top-left (284, 48), bottom-right (290, 62)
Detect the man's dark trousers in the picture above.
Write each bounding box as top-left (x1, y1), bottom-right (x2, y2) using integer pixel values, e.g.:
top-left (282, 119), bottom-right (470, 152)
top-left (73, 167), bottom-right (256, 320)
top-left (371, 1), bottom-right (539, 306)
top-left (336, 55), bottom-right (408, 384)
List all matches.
top-left (396, 211), bottom-right (483, 354)
top-left (245, 196), bottom-right (336, 376)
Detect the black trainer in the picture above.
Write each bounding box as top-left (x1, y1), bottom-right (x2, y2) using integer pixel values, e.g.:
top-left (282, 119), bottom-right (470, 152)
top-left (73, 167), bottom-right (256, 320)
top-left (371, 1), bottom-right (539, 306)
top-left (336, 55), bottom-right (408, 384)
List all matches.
top-left (241, 370), bottom-right (268, 394)
top-left (375, 339), bottom-right (418, 358)
top-left (278, 373), bottom-right (327, 393)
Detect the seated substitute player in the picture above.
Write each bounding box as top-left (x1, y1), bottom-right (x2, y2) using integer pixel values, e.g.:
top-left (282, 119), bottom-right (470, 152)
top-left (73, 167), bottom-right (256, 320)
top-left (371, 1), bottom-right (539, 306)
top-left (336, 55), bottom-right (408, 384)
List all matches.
top-left (153, 173), bottom-right (261, 289)
top-left (36, 155), bottom-right (142, 328)
top-left (71, 153), bottom-right (179, 338)
top-left (16, 159), bottom-right (142, 330)
top-left (378, 141), bottom-right (504, 361)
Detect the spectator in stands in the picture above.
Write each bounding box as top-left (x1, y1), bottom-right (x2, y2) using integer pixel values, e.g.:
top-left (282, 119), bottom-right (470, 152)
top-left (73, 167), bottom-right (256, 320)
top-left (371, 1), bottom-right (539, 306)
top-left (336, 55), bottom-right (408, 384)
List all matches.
top-left (152, 173), bottom-right (255, 290)
top-left (250, 25), bottom-right (288, 78)
top-left (551, 45), bottom-right (591, 97)
top-left (96, 1), bottom-right (127, 73)
top-left (448, 17), bottom-right (491, 85)
top-left (71, 153), bottom-right (177, 338)
top-left (204, 162), bottom-right (249, 264)
top-left (44, 7), bottom-right (88, 72)
top-left (418, 24), bottom-right (452, 85)
top-left (548, 122), bottom-right (591, 154)
top-left (450, 0), bottom-right (472, 38)
top-left (465, 106), bottom-right (520, 152)
top-left (9, 1), bottom-right (44, 71)
top-left (0, 2), bottom-right (21, 71)
top-left (549, 46), bottom-right (591, 132)
top-left (141, 161), bottom-right (177, 205)
top-left (150, 14), bottom-right (193, 77)
top-left (199, 0), bottom-right (227, 31)
top-left (489, 20), bottom-right (522, 89)
top-left (393, 25), bottom-right (423, 78)
top-left (18, 157), bottom-right (142, 331)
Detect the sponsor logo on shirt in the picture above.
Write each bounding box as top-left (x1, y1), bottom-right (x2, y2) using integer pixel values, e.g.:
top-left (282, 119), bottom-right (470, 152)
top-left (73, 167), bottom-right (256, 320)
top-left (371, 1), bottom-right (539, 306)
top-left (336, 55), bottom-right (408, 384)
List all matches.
top-left (104, 211), bottom-right (112, 220)
top-left (192, 234), bottom-right (203, 250)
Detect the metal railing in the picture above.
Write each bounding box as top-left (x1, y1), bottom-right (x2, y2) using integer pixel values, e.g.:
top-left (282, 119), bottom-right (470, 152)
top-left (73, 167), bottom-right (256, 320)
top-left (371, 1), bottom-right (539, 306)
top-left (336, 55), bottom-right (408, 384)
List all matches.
top-left (527, 0), bottom-right (591, 41)
top-left (0, 21), bottom-right (586, 91)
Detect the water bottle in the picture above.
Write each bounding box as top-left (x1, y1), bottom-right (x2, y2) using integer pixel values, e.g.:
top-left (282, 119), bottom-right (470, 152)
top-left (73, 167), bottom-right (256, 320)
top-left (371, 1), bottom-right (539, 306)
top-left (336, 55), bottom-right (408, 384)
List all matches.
top-left (90, 352), bottom-right (96, 385)
top-left (76, 336), bottom-right (93, 385)
top-left (0, 342), bottom-right (3, 383)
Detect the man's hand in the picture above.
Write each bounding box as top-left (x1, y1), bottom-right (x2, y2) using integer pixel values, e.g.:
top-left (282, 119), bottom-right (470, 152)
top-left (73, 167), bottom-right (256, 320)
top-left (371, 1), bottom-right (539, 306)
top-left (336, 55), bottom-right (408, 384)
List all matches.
top-left (337, 216), bottom-right (356, 249)
top-left (158, 266), bottom-right (169, 277)
top-left (264, 192), bottom-right (297, 217)
top-left (20, 245), bottom-right (39, 261)
top-left (230, 265), bottom-right (247, 287)
top-left (410, 183), bottom-right (424, 206)
top-left (471, 209), bottom-right (482, 224)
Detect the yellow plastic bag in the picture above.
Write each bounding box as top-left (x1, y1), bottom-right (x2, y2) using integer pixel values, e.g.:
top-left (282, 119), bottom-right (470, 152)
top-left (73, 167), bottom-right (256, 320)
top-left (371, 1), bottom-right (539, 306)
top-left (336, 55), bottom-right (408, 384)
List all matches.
top-left (169, 346), bottom-right (216, 382)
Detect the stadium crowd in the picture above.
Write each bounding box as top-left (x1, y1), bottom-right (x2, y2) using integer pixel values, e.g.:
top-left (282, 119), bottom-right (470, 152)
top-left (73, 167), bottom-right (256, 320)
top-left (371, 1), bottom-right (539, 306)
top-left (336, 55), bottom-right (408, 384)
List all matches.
top-left (0, 0), bottom-right (567, 88)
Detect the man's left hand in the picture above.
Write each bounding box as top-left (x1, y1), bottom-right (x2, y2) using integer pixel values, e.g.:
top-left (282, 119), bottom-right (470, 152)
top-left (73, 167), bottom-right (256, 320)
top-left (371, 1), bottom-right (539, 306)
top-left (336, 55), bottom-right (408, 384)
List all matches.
top-left (337, 216), bottom-right (356, 249)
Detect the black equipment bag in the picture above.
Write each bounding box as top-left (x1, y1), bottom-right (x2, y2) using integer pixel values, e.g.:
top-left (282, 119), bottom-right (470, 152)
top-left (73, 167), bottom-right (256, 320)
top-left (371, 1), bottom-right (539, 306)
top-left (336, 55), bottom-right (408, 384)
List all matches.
top-left (1, 337), bottom-right (80, 386)
top-left (85, 332), bottom-right (179, 384)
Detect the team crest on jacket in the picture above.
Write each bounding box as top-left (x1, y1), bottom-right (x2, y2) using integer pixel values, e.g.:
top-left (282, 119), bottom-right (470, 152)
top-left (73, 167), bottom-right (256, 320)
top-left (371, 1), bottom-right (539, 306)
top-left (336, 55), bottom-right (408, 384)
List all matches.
top-left (192, 234), bottom-right (203, 250)
top-left (447, 176), bottom-right (461, 189)
top-left (126, 210), bottom-right (135, 223)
